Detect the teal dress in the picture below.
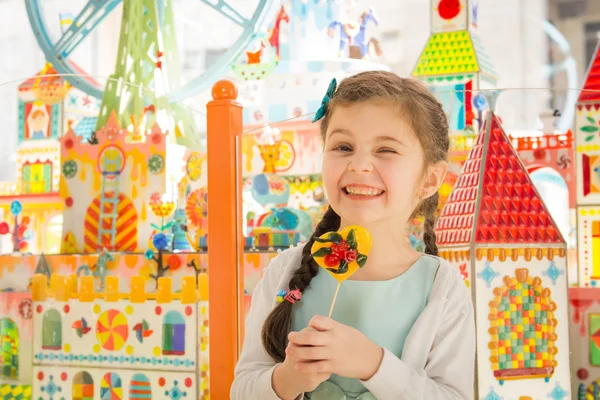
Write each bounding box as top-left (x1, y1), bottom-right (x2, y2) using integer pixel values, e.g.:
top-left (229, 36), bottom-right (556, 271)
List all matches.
top-left (290, 255), bottom-right (439, 400)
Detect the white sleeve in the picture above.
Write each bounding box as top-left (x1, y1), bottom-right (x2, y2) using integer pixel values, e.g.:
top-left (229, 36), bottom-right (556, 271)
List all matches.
top-left (361, 295), bottom-right (475, 399)
top-left (230, 251), bottom-right (290, 400)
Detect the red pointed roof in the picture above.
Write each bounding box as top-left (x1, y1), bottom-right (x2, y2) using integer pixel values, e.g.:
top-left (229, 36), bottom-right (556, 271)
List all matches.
top-left (436, 114), bottom-right (564, 246)
top-left (579, 40), bottom-right (600, 104)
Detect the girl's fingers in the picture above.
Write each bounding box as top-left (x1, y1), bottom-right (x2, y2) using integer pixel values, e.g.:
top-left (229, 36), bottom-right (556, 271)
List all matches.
top-left (308, 315), bottom-right (337, 331)
top-left (288, 329), bottom-right (329, 346)
top-left (288, 343), bottom-right (329, 361)
top-left (295, 360), bottom-right (334, 374)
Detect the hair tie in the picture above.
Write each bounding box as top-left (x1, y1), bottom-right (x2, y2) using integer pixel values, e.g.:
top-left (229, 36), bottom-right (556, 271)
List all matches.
top-left (312, 78), bottom-right (337, 123)
top-left (276, 288), bottom-right (302, 304)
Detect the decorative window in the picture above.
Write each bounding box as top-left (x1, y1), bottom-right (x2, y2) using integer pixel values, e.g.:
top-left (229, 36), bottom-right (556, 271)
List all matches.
top-left (72, 371), bottom-right (94, 400)
top-left (22, 161), bottom-right (52, 194)
top-left (19, 101), bottom-right (60, 143)
top-left (98, 146), bottom-right (125, 177)
top-left (488, 268), bottom-right (558, 384)
top-left (0, 318), bottom-right (19, 379)
top-left (41, 309), bottom-right (62, 350)
top-left (162, 311), bottom-right (186, 355)
top-left (100, 372), bottom-right (122, 399)
top-left (129, 373), bottom-right (151, 398)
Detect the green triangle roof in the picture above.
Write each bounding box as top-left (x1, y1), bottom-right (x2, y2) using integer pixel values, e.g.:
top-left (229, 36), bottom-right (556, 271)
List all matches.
top-left (35, 253), bottom-right (51, 277)
top-left (412, 30), bottom-right (498, 81)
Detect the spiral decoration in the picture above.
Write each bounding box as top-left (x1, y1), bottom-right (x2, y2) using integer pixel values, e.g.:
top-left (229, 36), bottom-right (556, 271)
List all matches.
top-left (96, 310), bottom-right (129, 351)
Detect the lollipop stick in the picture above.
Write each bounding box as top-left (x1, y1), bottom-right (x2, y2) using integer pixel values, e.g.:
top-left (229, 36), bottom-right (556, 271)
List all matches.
top-left (328, 283), bottom-right (341, 318)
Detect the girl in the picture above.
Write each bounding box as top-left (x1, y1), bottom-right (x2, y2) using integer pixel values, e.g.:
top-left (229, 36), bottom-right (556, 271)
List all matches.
top-left (231, 71), bottom-right (475, 399)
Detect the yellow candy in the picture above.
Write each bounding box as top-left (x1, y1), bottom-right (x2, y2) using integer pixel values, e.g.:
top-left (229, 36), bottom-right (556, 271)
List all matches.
top-left (311, 225), bottom-right (372, 283)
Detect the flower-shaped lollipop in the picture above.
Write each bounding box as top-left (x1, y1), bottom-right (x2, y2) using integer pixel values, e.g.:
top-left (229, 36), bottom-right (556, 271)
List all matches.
top-left (311, 225), bottom-right (372, 316)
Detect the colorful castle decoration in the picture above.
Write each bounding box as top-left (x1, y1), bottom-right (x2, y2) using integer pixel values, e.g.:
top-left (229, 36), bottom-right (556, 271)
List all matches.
top-left (0, 65), bottom-right (63, 254)
top-left (409, 1), bottom-right (577, 283)
top-left (0, 63), bottom-right (101, 255)
top-left (436, 93), bottom-right (571, 398)
top-left (30, 274), bottom-right (209, 400)
top-left (567, 37), bottom-right (600, 398)
top-left (412, 0), bottom-right (497, 135)
top-left (574, 38), bottom-right (600, 287)
top-left (406, 0), bottom-right (501, 252)
top-left (59, 113), bottom-right (198, 254)
top-left (6, 0), bottom-right (207, 257)
top-left (15, 62), bottom-right (100, 195)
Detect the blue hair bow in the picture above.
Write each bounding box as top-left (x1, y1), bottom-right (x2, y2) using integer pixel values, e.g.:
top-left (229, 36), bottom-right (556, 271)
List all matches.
top-left (312, 78), bottom-right (337, 123)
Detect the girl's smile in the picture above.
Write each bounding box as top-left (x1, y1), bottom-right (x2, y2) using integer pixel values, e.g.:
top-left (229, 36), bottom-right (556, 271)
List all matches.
top-left (341, 184), bottom-right (385, 199)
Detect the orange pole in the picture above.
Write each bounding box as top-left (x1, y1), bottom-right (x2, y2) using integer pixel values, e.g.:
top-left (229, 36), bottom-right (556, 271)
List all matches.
top-left (207, 80), bottom-right (244, 396)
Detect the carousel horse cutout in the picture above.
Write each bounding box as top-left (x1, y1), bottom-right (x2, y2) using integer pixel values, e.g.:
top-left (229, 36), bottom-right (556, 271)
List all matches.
top-left (268, 5), bottom-right (289, 60)
top-left (76, 250), bottom-right (114, 289)
top-left (328, 7), bottom-right (381, 59)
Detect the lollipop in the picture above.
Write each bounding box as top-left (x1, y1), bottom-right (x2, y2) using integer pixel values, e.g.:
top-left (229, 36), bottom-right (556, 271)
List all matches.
top-left (311, 225), bottom-right (372, 317)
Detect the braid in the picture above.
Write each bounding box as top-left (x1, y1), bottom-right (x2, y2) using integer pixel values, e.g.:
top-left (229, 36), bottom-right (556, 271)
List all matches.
top-left (421, 192), bottom-right (440, 256)
top-left (261, 206), bottom-right (340, 362)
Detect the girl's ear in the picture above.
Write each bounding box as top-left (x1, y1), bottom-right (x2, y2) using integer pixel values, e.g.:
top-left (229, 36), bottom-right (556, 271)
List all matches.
top-left (422, 160), bottom-right (448, 198)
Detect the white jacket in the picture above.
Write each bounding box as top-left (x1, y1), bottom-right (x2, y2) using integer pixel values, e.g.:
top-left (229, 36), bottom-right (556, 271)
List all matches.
top-left (231, 244), bottom-right (475, 399)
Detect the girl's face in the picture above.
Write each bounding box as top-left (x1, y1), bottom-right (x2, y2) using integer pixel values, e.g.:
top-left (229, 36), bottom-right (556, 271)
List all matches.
top-left (321, 101), bottom-right (442, 230)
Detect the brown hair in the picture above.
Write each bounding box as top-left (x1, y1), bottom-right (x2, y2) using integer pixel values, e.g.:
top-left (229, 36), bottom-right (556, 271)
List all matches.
top-left (261, 71), bottom-right (449, 362)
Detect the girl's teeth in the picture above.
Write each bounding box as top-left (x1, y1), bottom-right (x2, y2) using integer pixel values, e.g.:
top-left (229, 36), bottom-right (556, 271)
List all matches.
top-left (345, 186), bottom-right (382, 196)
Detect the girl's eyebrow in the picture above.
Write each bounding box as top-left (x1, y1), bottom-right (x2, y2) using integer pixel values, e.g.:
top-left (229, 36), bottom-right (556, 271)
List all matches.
top-left (375, 136), bottom-right (406, 147)
top-left (329, 130), bottom-right (407, 148)
top-left (329, 128), bottom-right (353, 138)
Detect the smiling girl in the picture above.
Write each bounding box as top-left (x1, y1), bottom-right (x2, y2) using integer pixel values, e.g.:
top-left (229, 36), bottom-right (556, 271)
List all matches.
top-left (231, 71), bottom-right (475, 399)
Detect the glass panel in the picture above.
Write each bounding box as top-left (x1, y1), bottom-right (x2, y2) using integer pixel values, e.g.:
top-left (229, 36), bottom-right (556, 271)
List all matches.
top-left (238, 86), bottom-right (587, 399)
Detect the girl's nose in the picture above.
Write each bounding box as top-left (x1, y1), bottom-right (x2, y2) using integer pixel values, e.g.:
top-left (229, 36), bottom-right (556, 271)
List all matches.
top-left (348, 152), bottom-right (374, 173)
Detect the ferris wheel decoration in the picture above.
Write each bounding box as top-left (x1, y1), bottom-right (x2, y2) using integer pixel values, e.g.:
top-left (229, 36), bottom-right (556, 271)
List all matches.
top-left (26, 0), bottom-right (277, 102)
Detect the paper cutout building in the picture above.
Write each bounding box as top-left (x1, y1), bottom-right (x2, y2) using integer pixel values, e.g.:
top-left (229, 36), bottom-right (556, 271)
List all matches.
top-left (567, 37), bottom-right (600, 398)
top-left (412, 0), bottom-right (497, 134)
top-left (436, 100), bottom-right (571, 399)
top-left (0, 64), bottom-right (101, 255)
top-left (574, 38), bottom-right (600, 286)
top-left (30, 274), bottom-right (209, 400)
top-left (59, 113), bottom-right (202, 253)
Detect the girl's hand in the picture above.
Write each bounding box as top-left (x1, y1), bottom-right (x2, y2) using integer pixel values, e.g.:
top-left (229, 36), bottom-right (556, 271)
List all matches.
top-left (273, 329), bottom-right (331, 399)
top-left (287, 315), bottom-right (384, 381)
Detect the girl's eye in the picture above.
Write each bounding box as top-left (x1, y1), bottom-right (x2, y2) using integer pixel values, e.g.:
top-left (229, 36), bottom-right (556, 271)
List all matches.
top-left (377, 148), bottom-right (397, 154)
top-left (332, 144), bottom-right (353, 152)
